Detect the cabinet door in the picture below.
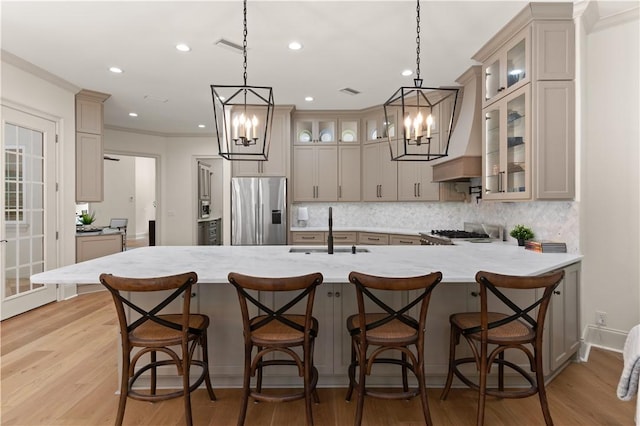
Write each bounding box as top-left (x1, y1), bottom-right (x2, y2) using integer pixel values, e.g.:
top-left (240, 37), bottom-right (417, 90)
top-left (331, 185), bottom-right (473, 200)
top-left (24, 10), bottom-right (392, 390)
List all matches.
top-left (550, 262), bottom-right (580, 371)
top-left (535, 81), bottom-right (575, 199)
top-left (362, 143), bottom-right (380, 201)
top-left (534, 21), bottom-right (575, 80)
top-left (315, 146), bottom-right (338, 201)
top-left (76, 132), bottom-right (103, 202)
top-left (339, 119), bottom-right (359, 144)
top-left (397, 162), bottom-right (420, 201)
top-left (389, 234), bottom-right (421, 245)
top-left (291, 231), bottom-right (325, 245)
top-left (338, 145), bottom-right (360, 201)
top-left (483, 86), bottom-right (531, 201)
top-left (292, 146), bottom-right (317, 201)
top-left (76, 99), bottom-right (103, 134)
top-left (76, 234), bottom-right (122, 262)
top-left (378, 144), bottom-right (397, 201)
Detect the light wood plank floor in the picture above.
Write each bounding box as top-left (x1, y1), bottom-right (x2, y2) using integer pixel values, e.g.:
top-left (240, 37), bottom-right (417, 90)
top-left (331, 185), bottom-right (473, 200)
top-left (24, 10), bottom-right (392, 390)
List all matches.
top-left (1, 291), bottom-right (635, 425)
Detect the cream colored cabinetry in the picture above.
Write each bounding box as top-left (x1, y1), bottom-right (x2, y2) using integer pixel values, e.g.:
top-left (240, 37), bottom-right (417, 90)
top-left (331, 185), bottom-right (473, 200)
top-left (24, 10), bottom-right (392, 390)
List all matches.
top-left (357, 232), bottom-right (389, 245)
top-left (232, 107), bottom-right (291, 177)
top-left (294, 116), bottom-right (337, 144)
top-left (550, 262), bottom-right (580, 371)
top-left (363, 109), bottom-right (391, 143)
top-left (292, 145), bottom-right (338, 201)
top-left (291, 231), bottom-right (325, 245)
top-left (397, 162), bottom-right (440, 201)
top-left (388, 234), bottom-right (421, 245)
top-left (76, 234), bottom-right (123, 262)
top-left (362, 142), bottom-right (397, 201)
top-left (475, 3), bottom-right (575, 201)
top-left (75, 89), bottom-right (110, 202)
top-left (338, 145), bottom-right (361, 201)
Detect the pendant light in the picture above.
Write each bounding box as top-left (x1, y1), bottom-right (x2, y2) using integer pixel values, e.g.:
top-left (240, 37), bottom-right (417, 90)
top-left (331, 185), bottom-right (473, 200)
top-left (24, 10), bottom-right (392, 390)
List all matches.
top-left (211, 0), bottom-right (274, 161)
top-left (384, 0), bottom-right (460, 161)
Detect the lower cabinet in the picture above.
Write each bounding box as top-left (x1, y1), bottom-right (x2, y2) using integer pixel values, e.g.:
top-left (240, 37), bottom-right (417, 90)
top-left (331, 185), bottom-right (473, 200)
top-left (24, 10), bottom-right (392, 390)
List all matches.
top-left (550, 262), bottom-right (580, 372)
top-left (76, 234), bottom-right (123, 262)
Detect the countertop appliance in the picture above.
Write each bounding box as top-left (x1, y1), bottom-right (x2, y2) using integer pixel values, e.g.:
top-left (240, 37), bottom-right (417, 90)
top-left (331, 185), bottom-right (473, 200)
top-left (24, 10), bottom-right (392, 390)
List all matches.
top-left (420, 223), bottom-right (504, 245)
top-left (231, 177), bottom-right (287, 245)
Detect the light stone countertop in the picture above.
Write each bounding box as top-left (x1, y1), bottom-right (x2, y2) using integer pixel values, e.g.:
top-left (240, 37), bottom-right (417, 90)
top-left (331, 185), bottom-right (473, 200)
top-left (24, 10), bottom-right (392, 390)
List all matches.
top-left (31, 243), bottom-right (582, 285)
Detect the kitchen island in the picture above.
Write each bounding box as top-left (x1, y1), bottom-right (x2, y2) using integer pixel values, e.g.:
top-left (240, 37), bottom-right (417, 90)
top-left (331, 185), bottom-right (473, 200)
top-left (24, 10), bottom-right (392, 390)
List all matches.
top-left (31, 243), bottom-right (582, 388)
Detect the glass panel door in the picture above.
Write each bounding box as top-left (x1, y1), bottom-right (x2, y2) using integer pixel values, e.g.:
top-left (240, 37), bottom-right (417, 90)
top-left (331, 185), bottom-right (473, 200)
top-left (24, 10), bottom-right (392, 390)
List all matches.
top-left (1, 106), bottom-right (57, 320)
top-left (507, 39), bottom-right (527, 89)
top-left (506, 93), bottom-right (526, 193)
top-left (484, 108), bottom-right (501, 195)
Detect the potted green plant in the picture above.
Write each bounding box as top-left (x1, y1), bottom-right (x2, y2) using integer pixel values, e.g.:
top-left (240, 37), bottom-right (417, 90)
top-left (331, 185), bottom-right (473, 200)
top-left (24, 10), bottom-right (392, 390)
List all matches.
top-left (509, 224), bottom-right (534, 246)
top-left (80, 211), bottom-right (96, 227)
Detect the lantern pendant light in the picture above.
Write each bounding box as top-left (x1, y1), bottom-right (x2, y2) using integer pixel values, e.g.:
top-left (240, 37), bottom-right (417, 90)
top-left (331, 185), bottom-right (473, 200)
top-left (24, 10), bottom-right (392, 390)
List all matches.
top-left (211, 0), bottom-right (274, 161)
top-left (384, 0), bottom-right (459, 161)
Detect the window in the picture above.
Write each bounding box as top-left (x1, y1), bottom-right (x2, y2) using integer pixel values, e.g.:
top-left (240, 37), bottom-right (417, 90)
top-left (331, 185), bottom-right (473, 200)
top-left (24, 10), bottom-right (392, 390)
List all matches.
top-left (4, 146), bottom-right (25, 222)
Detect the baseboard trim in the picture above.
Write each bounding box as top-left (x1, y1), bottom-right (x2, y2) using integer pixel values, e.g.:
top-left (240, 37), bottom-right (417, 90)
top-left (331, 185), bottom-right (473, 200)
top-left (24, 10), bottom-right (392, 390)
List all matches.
top-left (580, 325), bottom-right (627, 361)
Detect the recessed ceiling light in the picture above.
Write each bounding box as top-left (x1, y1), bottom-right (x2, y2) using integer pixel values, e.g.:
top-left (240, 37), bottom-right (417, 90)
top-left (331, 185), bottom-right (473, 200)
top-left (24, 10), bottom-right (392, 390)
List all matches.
top-left (129, 112), bottom-right (138, 117)
top-left (198, 124), bottom-right (206, 128)
top-left (288, 41), bottom-right (303, 51)
top-left (402, 69), bottom-right (413, 77)
top-left (305, 96), bottom-right (314, 102)
top-left (176, 43), bottom-right (191, 52)
top-left (109, 67), bottom-right (123, 74)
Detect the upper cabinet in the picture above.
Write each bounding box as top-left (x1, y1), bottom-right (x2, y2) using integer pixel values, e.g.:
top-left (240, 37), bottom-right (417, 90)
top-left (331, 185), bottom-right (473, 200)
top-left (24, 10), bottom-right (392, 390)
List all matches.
top-left (474, 2), bottom-right (575, 201)
top-left (232, 106), bottom-right (292, 177)
top-left (294, 114), bottom-right (337, 145)
top-left (75, 89), bottom-right (110, 203)
top-left (338, 118), bottom-right (359, 144)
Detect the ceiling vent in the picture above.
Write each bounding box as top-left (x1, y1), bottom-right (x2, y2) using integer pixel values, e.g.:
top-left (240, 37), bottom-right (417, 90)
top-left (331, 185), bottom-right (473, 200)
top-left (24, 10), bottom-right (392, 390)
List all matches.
top-left (144, 95), bottom-right (168, 103)
top-left (214, 38), bottom-right (244, 54)
top-left (339, 87), bottom-right (361, 96)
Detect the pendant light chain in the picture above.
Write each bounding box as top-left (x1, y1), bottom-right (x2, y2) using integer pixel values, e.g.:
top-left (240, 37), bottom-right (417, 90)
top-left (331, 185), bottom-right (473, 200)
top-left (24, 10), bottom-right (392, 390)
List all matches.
top-left (415, 0), bottom-right (421, 83)
top-left (242, 0), bottom-right (248, 86)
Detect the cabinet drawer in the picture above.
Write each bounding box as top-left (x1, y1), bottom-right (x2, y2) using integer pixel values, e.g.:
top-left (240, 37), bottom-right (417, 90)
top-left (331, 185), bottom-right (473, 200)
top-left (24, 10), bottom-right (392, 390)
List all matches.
top-left (358, 232), bottom-right (389, 245)
top-left (389, 234), bottom-right (421, 245)
top-left (291, 231), bottom-right (325, 245)
top-left (326, 231), bottom-right (357, 245)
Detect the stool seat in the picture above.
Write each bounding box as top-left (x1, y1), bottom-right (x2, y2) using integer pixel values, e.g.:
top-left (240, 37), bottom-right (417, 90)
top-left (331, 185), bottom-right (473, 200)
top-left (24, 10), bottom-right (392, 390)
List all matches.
top-left (250, 314), bottom-right (319, 345)
top-left (450, 312), bottom-right (535, 343)
top-left (129, 314), bottom-right (209, 346)
top-left (346, 313), bottom-right (418, 343)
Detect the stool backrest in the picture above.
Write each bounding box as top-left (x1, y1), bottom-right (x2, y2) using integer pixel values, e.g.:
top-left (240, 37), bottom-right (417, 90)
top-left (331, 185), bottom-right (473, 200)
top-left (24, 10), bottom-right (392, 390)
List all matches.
top-left (99, 271), bottom-right (198, 342)
top-left (228, 272), bottom-right (324, 340)
top-left (348, 271), bottom-right (442, 339)
top-left (471, 270), bottom-right (565, 339)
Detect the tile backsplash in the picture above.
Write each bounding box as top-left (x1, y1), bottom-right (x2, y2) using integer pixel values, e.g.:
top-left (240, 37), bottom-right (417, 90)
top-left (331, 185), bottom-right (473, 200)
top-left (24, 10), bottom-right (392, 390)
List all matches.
top-left (292, 201), bottom-right (580, 253)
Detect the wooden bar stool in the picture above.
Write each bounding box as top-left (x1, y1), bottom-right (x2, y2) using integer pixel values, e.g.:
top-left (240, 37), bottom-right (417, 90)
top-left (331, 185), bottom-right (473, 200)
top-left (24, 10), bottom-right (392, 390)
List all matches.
top-left (227, 272), bottom-right (323, 426)
top-left (345, 271), bottom-right (442, 426)
top-left (440, 270), bottom-right (565, 426)
top-left (99, 271), bottom-right (216, 426)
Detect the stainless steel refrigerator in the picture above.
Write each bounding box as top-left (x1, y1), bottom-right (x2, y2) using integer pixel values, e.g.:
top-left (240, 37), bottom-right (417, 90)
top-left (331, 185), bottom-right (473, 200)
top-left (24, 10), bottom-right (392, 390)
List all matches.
top-left (231, 177), bottom-right (287, 245)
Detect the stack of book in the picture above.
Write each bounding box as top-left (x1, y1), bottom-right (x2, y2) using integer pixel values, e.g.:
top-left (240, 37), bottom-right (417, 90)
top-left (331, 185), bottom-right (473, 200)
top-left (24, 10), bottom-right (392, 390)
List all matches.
top-left (524, 240), bottom-right (567, 253)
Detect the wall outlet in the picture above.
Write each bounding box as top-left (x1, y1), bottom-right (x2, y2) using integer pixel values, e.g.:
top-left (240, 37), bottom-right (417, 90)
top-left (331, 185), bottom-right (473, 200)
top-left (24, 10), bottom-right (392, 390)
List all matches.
top-left (596, 311), bottom-right (607, 327)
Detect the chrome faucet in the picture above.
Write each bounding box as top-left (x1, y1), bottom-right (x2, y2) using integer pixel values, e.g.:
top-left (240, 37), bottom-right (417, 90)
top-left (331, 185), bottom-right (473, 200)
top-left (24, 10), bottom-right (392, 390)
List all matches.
top-left (327, 207), bottom-right (334, 254)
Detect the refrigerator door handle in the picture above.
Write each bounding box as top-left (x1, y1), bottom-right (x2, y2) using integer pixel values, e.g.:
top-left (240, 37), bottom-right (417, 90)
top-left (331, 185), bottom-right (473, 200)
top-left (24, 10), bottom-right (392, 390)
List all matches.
top-left (260, 203), bottom-right (264, 245)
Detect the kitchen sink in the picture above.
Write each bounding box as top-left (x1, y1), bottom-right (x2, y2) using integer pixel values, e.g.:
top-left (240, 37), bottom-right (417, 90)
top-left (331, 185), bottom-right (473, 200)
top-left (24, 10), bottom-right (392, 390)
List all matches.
top-left (289, 247), bottom-right (370, 254)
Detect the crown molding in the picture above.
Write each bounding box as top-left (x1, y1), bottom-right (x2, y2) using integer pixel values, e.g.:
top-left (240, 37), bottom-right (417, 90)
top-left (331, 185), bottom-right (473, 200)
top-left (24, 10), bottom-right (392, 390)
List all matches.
top-left (1, 49), bottom-right (79, 93)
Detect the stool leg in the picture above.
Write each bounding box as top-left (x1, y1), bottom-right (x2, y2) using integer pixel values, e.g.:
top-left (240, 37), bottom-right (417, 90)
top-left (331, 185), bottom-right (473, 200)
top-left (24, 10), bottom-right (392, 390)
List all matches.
top-left (346, 338), bottom-right (356, 401)
top-left (402, 352), bottom-right (409, 394)
top-left (440, 325), bottom-right (458, 400)
top-left (150, 350), bottom-right (157, 395)
top-left (354, 344), bottom-right (367, 426)
top-left (183, 355), bottom-right (193, 426)
top-left (477, 341), bottom-right (488, 426)
top-left (536, 350), bottom-right (554, 426)
top-left (304, 340), bottom-right (314, 426)
top-left (498, 351), bottom-right (505, 392)
top-left (115, 349), bottom-right (130, 426)
top-left (416, 346), bottom-right (433, 426)
top-left (201, 332), bottom-right (217, 401)
top-left (256, 346), bottom-right (264, 394)
top-left (238, 343), bottom-right (252, 426)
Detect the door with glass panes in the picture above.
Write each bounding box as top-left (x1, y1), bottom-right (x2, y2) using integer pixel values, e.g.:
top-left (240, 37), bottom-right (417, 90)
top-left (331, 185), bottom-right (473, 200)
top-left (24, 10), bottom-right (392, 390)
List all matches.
top-left (1, 106), bottom-right (57, 320)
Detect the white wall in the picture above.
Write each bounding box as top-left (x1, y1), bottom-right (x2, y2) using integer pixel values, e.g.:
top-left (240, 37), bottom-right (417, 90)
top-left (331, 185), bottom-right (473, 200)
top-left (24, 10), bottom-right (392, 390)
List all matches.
top-left (580, 4), bottom-right (640, 345)
top-left (135, 156), bottom-right (156, 238)
top-left (90, 155), bottom-right (136, 233)
top-left (1, 58), bottom-right (77, 272)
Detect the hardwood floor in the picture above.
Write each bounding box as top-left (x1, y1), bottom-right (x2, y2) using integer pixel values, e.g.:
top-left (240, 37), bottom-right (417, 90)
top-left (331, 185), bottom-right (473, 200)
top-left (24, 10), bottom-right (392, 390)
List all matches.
top-left (1, 291), bottom-right (635, 425)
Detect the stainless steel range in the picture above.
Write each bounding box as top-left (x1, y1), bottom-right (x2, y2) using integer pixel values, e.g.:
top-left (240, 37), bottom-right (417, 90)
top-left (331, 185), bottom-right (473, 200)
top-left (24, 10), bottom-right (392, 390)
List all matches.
top-left (419, 223), bottom-right (504, 245)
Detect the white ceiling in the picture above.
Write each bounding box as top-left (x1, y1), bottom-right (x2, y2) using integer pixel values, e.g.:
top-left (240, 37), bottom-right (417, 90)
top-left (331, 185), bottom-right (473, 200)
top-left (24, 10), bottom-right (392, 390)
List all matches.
top-left (1, 1), bottom-right (534, 135)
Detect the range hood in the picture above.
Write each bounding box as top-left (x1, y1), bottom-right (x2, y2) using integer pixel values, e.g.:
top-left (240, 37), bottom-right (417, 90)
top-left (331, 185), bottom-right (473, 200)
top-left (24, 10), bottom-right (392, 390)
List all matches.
top-left (432, 66), bottom-right (482, 182)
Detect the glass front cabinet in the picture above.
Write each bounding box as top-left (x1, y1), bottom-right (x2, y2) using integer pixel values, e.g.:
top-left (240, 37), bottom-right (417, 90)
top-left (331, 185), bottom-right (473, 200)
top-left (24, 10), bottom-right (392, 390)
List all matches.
top-left (483, 85), bottom-right (530, 200)
top-left (483, 27), bottom-right (530, 108)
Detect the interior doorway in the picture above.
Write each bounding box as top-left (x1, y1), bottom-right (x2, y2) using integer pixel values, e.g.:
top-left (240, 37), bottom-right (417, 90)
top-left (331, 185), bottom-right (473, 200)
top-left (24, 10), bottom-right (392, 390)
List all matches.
top-left (83, 153), bottom-right (158, 247)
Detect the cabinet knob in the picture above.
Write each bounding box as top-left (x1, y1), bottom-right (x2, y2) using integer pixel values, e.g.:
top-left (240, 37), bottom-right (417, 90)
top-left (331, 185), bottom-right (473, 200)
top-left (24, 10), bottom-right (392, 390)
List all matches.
top-left (470, 291), bottom-right (479, 297)
top-left (334, 291), bottom-right (341, 298)
top-left (553, 290), bottom-right (561, 295)
top-left (327, 291), bottom-right (333, 297)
